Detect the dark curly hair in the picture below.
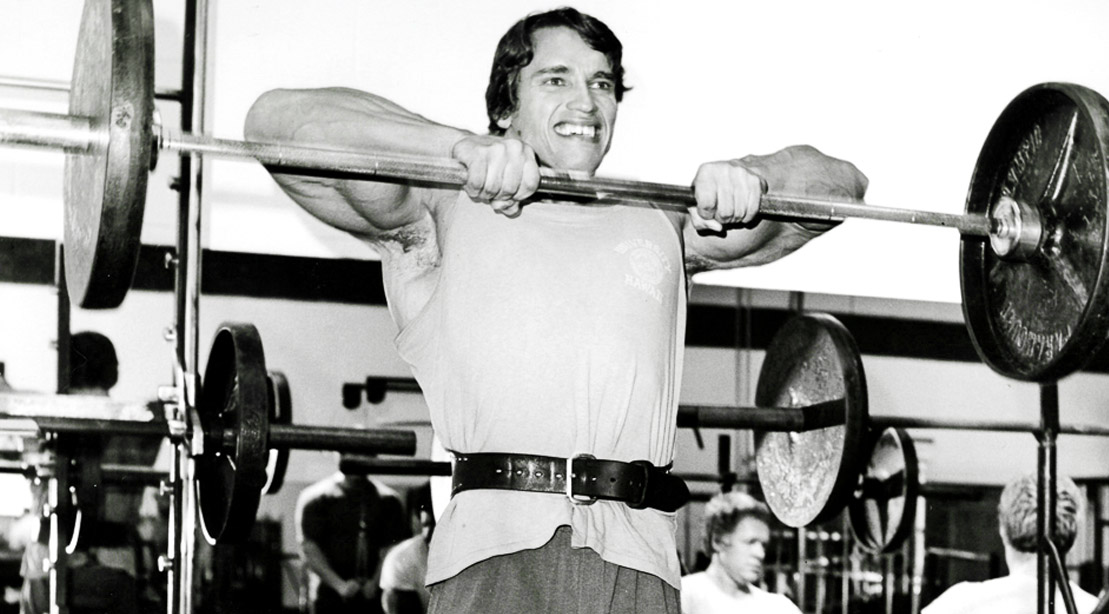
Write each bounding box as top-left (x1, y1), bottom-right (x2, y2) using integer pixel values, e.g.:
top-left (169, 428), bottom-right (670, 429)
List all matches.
top-left (485, 7), bottom-right (629, 135)
top-left (999, 473), bottom-right (1083, 554)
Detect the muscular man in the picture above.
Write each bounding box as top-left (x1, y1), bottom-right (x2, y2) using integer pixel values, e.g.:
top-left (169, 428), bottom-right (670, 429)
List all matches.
top-left (923, 474), bottom-right (1099, 614)
top-left (246, 8), bottom-right (866, 613)
top-left (681, 492), bottom-right (800, 614)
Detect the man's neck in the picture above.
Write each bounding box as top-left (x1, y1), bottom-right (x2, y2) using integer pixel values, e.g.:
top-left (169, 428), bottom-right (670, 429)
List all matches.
top-left (1004, 547), bottom-right (1039, 578)
top-left (705, 560), bottom-right (754, 598)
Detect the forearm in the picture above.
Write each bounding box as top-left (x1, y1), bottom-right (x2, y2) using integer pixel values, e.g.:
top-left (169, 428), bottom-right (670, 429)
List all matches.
top-left (301, 540), bottom-right (347, 591)
top-left (245, 87), bottom-right (466, 234)
top-left (244, 87), bottom-right (467, 159)
top-left (685, 220), bottom-right (827, 273)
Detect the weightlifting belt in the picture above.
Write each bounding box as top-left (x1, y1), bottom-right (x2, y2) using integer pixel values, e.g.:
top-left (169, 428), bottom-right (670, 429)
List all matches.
top-left (449, 451), bottom-right (690, 513)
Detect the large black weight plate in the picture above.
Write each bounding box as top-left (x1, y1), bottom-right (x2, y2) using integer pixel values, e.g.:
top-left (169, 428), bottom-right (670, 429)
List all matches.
top-left (64, 0), bottom-right (154, 309)
top-left (755, 313), bottom-right (867, 527)
top-left (962, 82), bottom-right (1109, 382)
top-left (197, 324), bottom-right (270, 545)
top-left (849, 427), bottom-right (918, 554)
top-left (262, 371), bottom-right (292, 496)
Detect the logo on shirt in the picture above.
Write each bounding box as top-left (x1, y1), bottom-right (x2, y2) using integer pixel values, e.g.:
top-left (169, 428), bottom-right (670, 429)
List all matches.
top-left (614, 239), bottom-right (672, 303)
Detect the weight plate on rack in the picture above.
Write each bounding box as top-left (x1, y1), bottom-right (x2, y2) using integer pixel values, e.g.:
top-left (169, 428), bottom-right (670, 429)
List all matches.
top-left (755, 313), bottom-right (868, 527)
top-left (849, 427), bottom-right (919, 554)
top-left (197, 323), bottom-right (270, 544)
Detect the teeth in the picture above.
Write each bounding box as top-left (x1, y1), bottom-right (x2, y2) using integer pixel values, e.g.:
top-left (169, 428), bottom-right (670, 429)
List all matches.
top-left (555, 123), bottom-right (597, 138)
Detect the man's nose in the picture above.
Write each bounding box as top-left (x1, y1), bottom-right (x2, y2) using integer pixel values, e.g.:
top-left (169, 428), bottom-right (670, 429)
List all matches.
top-left (567, 81), bottom-right (596, 112)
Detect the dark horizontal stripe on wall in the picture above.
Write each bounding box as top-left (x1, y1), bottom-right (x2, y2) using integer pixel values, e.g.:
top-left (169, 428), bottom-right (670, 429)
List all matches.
top-left (0, 236), bottom-right (55, 285)
top-left (5, 235), bottom-right (1109, 374)
top-left (1, 236), bottom-right (385, 305)
top-left (685, 305), bottom-right (981, 362)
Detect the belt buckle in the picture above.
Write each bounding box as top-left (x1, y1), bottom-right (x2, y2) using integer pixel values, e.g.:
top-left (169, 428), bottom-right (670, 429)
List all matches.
top-left (566, 453), bottom-right (597, 506)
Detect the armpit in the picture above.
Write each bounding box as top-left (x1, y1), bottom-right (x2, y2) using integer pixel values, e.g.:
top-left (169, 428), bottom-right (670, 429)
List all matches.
top-left (370, 212), bottom-right (442, 276)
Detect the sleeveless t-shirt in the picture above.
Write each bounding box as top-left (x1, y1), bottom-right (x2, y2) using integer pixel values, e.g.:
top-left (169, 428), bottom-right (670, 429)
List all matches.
top-left (392, 192), bottom-right (687, 588)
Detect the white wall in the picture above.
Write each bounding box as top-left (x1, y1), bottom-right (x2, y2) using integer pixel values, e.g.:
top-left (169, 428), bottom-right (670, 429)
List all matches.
top-left (3, 1), bottom-right (1109, 303)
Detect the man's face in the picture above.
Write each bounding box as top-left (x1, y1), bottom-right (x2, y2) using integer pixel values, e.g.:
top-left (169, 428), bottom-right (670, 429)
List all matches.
top-left (714, 517), bottom-right (770, 589)
top-left (498, 26), bottom-right (618, 175)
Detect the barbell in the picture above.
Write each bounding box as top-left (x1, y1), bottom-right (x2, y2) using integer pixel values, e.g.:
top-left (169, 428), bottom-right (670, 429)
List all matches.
top-left (2, 0), bottom-right (1109, 383)
top-left (677, 312), bottom-right (1109, 553)
top-left (0, 322), bottom-right (417, 545)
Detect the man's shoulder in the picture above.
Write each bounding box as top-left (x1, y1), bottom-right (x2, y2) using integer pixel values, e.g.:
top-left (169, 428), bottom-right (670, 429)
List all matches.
top-left (296, 473), bottom-right (343, 506)
top-left (750, 585), bottom-right (803, 613)
top-left (921, 580), bottom-right (994, 613)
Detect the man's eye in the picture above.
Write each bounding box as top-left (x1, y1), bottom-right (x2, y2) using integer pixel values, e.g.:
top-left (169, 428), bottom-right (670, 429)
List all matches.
top-left (591, 81), bottom-right (614, 90)
top-left (545, 77), bottom-right (566, 86)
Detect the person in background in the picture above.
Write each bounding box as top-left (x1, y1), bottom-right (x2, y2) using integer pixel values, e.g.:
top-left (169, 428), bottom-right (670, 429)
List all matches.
top-left (20, 331), bottom-right (147, 614)
top-left (923, 473), bottom-right (1099, 614)
top-left (681, 491), bottom-right (800, 614)
top-left (296, 464), bottom-right (409, 614)
top-left (380, 482), bottom-right (436, 614)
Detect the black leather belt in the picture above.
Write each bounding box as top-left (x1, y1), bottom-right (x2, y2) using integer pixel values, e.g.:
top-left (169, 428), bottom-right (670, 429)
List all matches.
top-left (449, 451), bottom-right (690, 513)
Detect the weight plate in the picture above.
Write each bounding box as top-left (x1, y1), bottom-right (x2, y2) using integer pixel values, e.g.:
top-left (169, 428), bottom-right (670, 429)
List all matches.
top-left (64, 0), bottom-right (154, 309)
top-left (848, 427), bottom-right (918, 554)
top-left (262, 371), bottom-right (292, 496)
top-left (755, 313), bottom-right (867, 528)
top-left (962, 82), bottom-right (1109, 381)
top-left (197, 324), bottom-right (270, 544)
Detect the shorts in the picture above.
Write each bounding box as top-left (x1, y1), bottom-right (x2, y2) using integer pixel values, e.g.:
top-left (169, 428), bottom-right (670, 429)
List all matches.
top-left (427, 525), bottom-right (679, 614)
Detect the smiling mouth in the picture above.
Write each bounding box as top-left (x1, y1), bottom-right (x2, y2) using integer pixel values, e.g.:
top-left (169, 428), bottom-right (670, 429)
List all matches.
top-left (553, 122), bottom-right (598, 139)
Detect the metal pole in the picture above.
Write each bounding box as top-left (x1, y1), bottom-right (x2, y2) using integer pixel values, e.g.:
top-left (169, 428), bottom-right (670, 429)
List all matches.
top-left (54, 246), bottom-right (70, 395)
top-left (47, 459), bottom-right (70, 614)
top-left (171, 1), bottom-right (209, 613)
top-left (1039, 382), bottom-right (1060, 614)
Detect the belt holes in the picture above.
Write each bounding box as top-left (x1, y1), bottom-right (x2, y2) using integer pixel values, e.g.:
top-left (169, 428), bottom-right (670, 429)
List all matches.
top-left (536, 471), bottom-right (543, 478)
top-left (555, 473), bottom-right (564, 479)
top-left (610, 477), bottom-right (616, 483)
top-left (495, 469), bottom-right (503, 474)
top-left (516, 470), bottom-right (523, 476)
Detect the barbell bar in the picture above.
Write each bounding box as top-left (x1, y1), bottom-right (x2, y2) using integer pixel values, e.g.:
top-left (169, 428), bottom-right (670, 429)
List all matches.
top-left (677, 402), bottom-right (1109, 437)
top-left (0, 402), bottom-right (415, 455)
top-left (0, 106), bottom-right (1003, 237)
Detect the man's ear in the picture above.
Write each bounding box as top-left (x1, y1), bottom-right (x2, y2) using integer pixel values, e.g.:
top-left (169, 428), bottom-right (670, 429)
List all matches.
top-left (497, 115), bottom-right (512, 130)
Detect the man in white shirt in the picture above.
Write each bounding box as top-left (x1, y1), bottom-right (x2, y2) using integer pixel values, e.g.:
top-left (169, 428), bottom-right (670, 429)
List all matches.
top-left (923, 474), bottom-right (1100, 614)
top-left (681, 491), bottom-right (801, 614)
